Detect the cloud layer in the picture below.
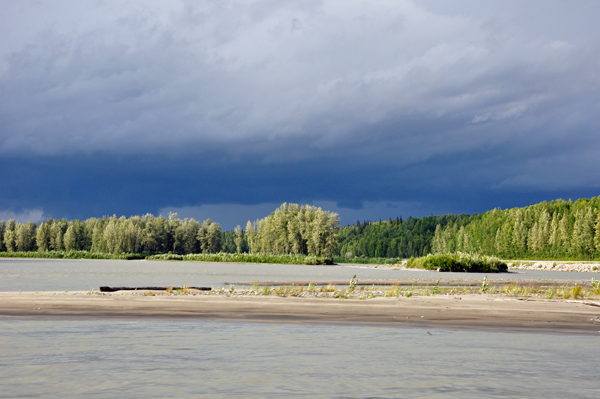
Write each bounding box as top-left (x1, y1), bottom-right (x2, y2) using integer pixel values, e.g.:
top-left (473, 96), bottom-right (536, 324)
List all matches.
top-left (1, 0), bottom-right (600, 225)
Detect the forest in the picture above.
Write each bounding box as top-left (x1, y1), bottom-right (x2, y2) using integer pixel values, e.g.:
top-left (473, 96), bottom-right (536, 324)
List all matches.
top-left (336, 214), bottom-right (471, 259)
top-left (1, 213), bottom-right (222, 255)
top-left (2, 197), bottom-right (600, 260)
top-left (431, 197), bottom-right (600, 260)
top-left (0, 203), bottom-right (339, 258)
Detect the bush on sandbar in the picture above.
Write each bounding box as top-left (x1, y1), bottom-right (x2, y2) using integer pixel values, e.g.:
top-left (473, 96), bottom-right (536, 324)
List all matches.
top-left (332, 256), bottom-right (404, 265)
top-left (406, 252), bottom-right (507, 273)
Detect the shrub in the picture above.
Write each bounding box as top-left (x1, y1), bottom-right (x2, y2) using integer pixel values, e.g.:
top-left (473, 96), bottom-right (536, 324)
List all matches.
top-left (406, 252), bottom-right (507, 273)
top-left (146, 252), bottom-right (334, 265)
top-left (0, 250), bottom-right (143, 260)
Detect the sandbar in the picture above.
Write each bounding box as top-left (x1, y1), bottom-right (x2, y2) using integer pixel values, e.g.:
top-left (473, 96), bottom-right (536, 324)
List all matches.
top-left (1, 291), bottom-right (599, 333)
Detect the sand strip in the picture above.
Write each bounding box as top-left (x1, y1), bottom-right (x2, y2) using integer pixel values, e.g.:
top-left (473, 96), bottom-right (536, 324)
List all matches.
top-left (226, 279), bottom-right (594, 288)
top-left (1, 292), bottom-right (599, 333)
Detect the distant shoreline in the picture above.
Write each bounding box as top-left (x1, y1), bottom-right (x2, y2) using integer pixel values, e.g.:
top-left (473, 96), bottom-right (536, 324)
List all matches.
top-left (3, 253), bottom-right (600, 273)
top-left (2, 291), bottom-right (599, 333)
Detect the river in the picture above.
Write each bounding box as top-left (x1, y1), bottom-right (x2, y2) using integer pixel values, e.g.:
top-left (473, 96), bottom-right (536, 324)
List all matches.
top-left (1, 258), bottom-right (599, 398)
top-left (0, 258), bottom-right (596, 292)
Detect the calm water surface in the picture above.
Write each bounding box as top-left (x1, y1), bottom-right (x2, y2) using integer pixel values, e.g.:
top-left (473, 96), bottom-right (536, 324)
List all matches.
top-left (1, 259), bottom-right (599, 397)
top-left (0, 258), bottom-right (595, 292)
top-left (1, 317), bottom-right (599, 398)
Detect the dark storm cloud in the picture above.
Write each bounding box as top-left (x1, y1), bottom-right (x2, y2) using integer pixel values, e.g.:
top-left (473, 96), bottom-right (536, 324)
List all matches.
top-left (1, 0), bottom-right (600, 224)
top-left (2, 148), bottom-right (598, 228)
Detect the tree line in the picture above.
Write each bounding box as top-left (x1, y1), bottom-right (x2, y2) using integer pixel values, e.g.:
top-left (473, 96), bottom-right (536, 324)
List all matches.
top-left (0, 203), bottom-right (340, 257)
top-left (4, 197), bottom-right (600, 260)
top-left (1, 213), bottom-right (222, 255)
top-left (431, 197), bottom-right (600, 259)
top-left (336, 215), bottom-right (470, 259)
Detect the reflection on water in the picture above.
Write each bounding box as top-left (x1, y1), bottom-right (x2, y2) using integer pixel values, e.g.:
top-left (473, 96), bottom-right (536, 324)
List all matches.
top-left (0, 317), bottom-right (598, 398)
top-left (0, 258), bottom-right (595, 292)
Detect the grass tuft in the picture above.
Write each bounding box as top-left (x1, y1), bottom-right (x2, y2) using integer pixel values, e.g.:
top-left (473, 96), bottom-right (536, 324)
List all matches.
top-left (148, 252), bottom-right (334, 265)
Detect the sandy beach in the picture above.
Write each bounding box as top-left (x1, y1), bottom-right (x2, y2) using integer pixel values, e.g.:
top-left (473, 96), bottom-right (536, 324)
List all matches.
top-left (2, 291), bottom-right (599, 333)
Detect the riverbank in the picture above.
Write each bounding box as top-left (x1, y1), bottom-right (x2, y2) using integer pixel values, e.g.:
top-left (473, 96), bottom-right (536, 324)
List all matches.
top-left (2, 291), bottom-right (599, 333)
top-left (0, 251), bottom-right (334, 265)
top-left (345, 260), bottom-right (600, 273)
top-left (3, 251), bottom-right (600, 273)
top-left (508, 260), bottom-right (600, 273)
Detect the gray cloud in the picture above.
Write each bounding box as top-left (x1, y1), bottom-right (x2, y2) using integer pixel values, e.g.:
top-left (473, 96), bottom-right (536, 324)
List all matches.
top-left (0, 208), bottom-right (44, 223)
top-left (1, 0), bottom-right (600, 199)
top-left (159, 200), bottom-right (435, 230)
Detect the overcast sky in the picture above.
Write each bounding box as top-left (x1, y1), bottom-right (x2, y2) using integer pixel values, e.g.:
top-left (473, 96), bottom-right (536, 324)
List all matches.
top-left (1, 0), bottom-right (599, 229)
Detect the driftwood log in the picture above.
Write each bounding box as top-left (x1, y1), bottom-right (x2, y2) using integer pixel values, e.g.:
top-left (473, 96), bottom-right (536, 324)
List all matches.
top-left (99, 286), bottom-right (211, 292)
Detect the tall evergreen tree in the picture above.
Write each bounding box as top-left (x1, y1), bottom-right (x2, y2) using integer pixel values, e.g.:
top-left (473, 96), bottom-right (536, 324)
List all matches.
top-left (572, 207), bottom-right (595, 256)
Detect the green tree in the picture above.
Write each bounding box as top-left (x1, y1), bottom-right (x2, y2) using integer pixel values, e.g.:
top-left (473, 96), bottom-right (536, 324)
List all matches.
top-left (538, 209), bottom-right (550, 252)
top-left (496, 221), bottom-right (513, 257)
top-left (548, 213), bottom-right (560, 255)
top-left (36, 221), bottom-right (51, 251)
top-left (4, 220), bottom-right (16, 252)
top-left (594, 213), bottom-right (600, 256)
top-left (245, 220), bottom-right (257, 253)
top-left (15, 222), bottom-right (37, 252)
top-left (64, 224), bottom-right (77, 251)
top-left (432, 224), bottom-right (445, 254)
top-left (142, 214), bottom-right (169, 253)
top-left (50, 220), bottom-right (68, 251)
top-left (0, 221), bottom-right (6, 252)
top-left (234, 225), bottom-right (243, 254)
top-left (245, 203), bottom-right (339, 256)
top-left (572, 207), bottom-right (595, 257)
top-left (92, 220), bottom-right (107, 252)
top-left (457, 226), bottom-right (471, 252)
top-left (198, 219), bottom-right (221, 254)
top-left (103, 219), bottom-right (121, 253)
top-left (528, 222), bottom-right (541, 254)
top-left (558, 213), bottom-right (570, 253)
top-left (511, 216), bottom-right (527, 256)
